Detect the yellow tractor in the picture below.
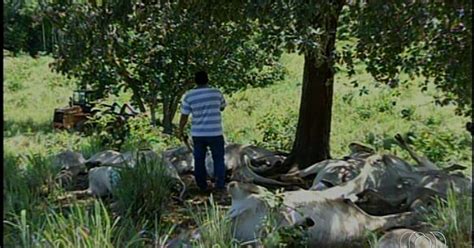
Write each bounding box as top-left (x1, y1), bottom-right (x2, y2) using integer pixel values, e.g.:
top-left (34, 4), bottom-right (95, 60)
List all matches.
top-left (52, 90), bottom-right (97, 131)
top-left (53, 90), bottom-right (140, 134)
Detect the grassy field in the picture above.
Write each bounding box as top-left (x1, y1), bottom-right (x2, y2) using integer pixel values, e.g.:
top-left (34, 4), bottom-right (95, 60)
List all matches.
top-left (3, 52), bottom-right (472, 247)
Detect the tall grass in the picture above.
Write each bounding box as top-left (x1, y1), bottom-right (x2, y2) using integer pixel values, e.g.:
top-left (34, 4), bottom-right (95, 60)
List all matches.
top-left (3, 151), bottom-right (65, 246)
top-left (4, 153), bottom-right (35, 214)
top-left (4, 200), bottom-right (147, 248)
top-left (423, 190), bottom-right (472, 248)
top-left (188, 195), bottom-right (239, 248)
top-left (112, 153), bottom-right (174, 222)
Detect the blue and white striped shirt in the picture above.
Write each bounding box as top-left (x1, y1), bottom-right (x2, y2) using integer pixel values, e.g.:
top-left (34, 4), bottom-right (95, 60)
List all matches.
top-left (181, 86), bottom-right (226, 137)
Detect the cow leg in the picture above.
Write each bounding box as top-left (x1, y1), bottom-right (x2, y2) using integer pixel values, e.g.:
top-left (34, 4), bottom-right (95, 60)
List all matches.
top-left (394, 134), bottom-right (437, 170)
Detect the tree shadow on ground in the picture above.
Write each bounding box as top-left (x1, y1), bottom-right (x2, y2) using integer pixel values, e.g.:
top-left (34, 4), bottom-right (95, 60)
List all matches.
top-left (4, 119), bottom-right (53, 137)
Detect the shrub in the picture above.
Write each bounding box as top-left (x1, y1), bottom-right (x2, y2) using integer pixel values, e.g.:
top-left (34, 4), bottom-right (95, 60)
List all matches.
top-left (87, 105), bottom-right (132, 150)
top-left (355, 106), bottom-right (373, 119)
top-left (400, 106), bottom-right (416, 120)
top-left (121, 116), bottom-right (181, 152)
top-left (4, 152), bottom-right (62, 214)
top-left (364, 132), bottom-right (398, 152)
top-left (3, 152), bottom-right (63, 246)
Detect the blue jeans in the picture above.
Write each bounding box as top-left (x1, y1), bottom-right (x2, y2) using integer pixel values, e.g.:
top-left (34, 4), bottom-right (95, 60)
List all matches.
top-left (192, 135), bottom-right (226, 190)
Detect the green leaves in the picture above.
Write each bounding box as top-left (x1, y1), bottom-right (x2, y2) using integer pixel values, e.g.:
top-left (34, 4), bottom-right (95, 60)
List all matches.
top-left (340, 0), bottom-right (472, 117)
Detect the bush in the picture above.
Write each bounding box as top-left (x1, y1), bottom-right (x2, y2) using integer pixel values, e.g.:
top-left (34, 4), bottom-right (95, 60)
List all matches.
top-left (3, 152), bottom-right (64, 246)
top-left (87, 105), bottom-right (132, 150)
top-left (121, 116), bottom-right (181, 152)
top-left (4, 154), bottom-right (34, 215)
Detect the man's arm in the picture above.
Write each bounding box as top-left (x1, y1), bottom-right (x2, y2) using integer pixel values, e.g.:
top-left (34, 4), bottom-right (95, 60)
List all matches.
top-left (220, 92), bottom-right (227, 111)
top-left (178, 114), bottom-right (189, 139)
top-left (178, 93), bottom-right (191, 139)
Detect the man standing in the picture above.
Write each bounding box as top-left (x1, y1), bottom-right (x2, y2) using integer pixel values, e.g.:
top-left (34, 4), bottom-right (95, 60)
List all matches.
top-left (178, 71), bottom-right (227, 191)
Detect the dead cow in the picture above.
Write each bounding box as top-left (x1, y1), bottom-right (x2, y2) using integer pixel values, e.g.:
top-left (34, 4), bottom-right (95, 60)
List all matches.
top-left (87, 149), bottom-right (186, 199)
top-left (52, 150), bottom-right (87, 187)
top-left (88, 166), bottom-right (118, 197)
top-left (228, 179), bottom-right (416, 246)
top-left (163, 143), bottom-right (290, 187)
top-left (85, 150), bottom-right (130, 169)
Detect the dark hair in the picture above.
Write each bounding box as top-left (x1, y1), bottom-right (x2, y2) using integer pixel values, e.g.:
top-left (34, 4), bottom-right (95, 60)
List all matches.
top-left (195, 71), bottom-right (209, 85)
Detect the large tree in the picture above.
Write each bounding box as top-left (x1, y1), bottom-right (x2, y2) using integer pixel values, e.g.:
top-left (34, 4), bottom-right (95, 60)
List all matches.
top-left (196, 0), bottom-right (472, 168)
top-left (47, 1), bottom-right (284, 133)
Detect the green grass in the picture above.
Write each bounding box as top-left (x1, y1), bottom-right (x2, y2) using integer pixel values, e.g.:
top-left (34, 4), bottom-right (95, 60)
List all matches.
top-left (422, 190), bottom-right (472, 248)
top-left (188, 195), bottom-right (239, 248)
top-left (112, 155), bottom-right (174, 221)
top-left (3, 51), bottom-right (472, 247)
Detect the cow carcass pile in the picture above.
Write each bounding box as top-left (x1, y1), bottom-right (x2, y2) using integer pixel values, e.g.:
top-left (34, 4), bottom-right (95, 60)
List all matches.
top-left (52, 133), bottom-right (471, 246)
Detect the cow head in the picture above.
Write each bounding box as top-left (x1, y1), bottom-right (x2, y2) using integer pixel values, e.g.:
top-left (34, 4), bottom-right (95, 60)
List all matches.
top-left (310, 160), bottom-right (361, 191)
top-left (227, 181), bottom-right (272, 243)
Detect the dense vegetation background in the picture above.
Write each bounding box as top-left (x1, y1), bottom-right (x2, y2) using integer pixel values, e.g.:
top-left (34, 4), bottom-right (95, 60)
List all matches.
top-left (3, 0), bottom-right (472, 247)
top-left (4, 51), bottom-right (472, 247)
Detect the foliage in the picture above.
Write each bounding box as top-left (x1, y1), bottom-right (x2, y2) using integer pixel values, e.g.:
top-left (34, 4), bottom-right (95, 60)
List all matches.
top-left (4, 152), bottom-right (60, 215)
top-left (87, 103), bottom-right (133, 150)
top-left (3, 151), bottom-right (63, 247)
top-left (408, 128), bottom-right (472, 166)
top-left (254, 110), bottom-right (297, 152)
top-left (340, 0), bottom-right (472, 117)
top-left (4, 0), bottom-right (54, 55)
top-left (4, 153), bottom-right (38, 215)
top-left (121, 115), bottom-right (182, 152)
top-left (112, 155), bottom-right (174, 222)
top-left (41, 201), bottom-right (122, 247)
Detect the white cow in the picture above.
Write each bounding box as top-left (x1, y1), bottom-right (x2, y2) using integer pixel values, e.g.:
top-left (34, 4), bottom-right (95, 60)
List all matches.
top-left (87, 149), bottom-right (186, 199)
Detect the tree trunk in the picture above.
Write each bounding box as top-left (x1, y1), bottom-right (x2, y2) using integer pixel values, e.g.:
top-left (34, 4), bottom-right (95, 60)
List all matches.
top-left (162, 97), bottom-right (179, 134)
top-left (130, 89), bottom-right (147, 113)
top-left (149, 102), bottom-right (157, 128)
top-left (285, 5), bottom-right (343, 169)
